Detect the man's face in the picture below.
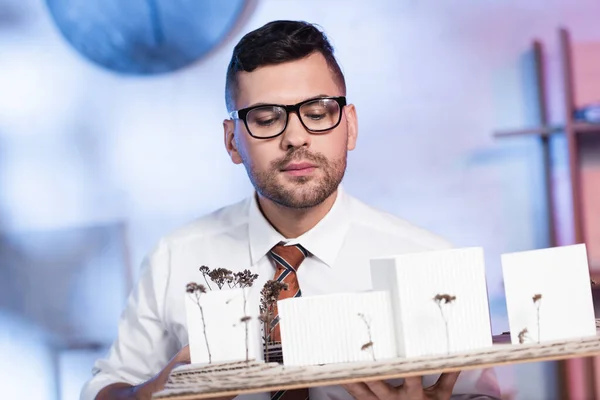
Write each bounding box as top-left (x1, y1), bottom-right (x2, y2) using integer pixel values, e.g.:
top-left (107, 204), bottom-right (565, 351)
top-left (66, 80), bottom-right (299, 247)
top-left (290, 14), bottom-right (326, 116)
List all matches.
top-left (223, 52), bottom-right (358, 209)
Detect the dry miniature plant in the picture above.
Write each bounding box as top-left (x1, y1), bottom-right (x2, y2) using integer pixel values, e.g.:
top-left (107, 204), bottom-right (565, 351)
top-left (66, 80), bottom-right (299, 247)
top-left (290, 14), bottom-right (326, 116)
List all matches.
top-left (518, 327), bottom-right (529, 344)
top-left (358, 313), bottom-right (376, 361)
top-left (433, 294), bottom-right (456, 354)
top-left (189, 266), bottom-right (259, 363)
top-left (234, 269), bottom-right (260, 288)
top-left (259, 280), bottom-right (288, 363)
top-left (198, 266), bottom-right (213, 290)
top-left (225, 271), bottom-right (259, 363)
top-left (186, 283), bottom-right (211, 363)
top-left (208, 268), bottom-right (235, 289)
top-left (228, 293), bottom-right (253, 363)
top-left (532, 294), bottom-right (542, 343)
top-left (199, 266), bottom-right (258, 290)
top-left (516, 294), bottom-right (543, 345)
top-left (237, 271), bottom-right (258, 361)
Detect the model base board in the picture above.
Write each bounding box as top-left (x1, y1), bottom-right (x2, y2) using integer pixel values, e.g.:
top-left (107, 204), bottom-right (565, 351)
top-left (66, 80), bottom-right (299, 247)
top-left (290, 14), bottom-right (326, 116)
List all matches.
top-left (154, 324), bottom-right (600, 400)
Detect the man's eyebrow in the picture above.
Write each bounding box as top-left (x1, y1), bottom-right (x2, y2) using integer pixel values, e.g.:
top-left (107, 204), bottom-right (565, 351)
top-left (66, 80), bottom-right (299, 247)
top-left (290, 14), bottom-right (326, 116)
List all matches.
top-left (245, 94), bottom-right (332, 108)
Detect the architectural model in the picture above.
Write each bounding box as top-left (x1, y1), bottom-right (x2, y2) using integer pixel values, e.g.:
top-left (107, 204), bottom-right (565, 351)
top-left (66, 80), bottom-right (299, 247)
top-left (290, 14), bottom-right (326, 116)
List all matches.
top-left (185, 267), bottom-right (260, 365)
top-left (183, 244), bottom-right (599, 374)
top-left (277, 291), bottom-right (397, 366)
top-left (370, 247), bottom-right (494, 357)
top-left (501, 243), bottom-right (597, 345)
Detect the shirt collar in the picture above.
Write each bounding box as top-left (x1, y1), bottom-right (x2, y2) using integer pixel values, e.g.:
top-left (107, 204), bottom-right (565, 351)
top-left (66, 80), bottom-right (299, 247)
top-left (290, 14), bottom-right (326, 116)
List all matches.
top-left (248, 186), bottom-right (351, 268)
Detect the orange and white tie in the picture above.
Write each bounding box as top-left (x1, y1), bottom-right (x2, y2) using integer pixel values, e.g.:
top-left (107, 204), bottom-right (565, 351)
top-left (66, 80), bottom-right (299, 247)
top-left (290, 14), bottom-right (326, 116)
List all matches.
top-left (268, 242), bottom-right (310, 400)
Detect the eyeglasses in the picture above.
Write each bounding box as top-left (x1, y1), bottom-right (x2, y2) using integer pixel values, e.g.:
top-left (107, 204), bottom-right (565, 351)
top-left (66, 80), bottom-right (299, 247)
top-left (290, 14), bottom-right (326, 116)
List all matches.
top-left (229, 96), bottom-right (347, 139)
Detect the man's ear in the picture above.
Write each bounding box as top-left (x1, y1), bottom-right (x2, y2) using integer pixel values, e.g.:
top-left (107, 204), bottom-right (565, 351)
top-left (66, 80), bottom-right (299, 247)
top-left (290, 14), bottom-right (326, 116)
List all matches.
top-left (223, 119), bottom-right (243, 164)
top-left (344, 104), bottom-right (358, 151)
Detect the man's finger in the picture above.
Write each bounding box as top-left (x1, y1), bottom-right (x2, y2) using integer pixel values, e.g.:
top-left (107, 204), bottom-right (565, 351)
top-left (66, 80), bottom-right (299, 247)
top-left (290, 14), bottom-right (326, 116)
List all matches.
top-left (364, 380), bottom-right (396, 399)
top-left (433, 372), bottom-right (461, 394)
top-left (169, 345), bottom-right (191, 370)
top-left (175, 345), bottom-right (191, 364)
top-left (341, 382), bottom-right (378, 400)
top-left (401, 376), bottom-right (424, 397)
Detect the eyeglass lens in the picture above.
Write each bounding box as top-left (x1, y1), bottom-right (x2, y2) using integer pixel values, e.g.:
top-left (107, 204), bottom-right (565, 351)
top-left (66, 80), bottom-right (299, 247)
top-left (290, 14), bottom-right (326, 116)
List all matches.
top-left (246, 98), bottom-right (341, 137)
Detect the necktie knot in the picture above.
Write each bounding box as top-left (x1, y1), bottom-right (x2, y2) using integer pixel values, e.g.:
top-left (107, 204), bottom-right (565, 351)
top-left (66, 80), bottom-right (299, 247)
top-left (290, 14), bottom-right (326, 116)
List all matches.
top-left (266, 242), bottom-right (309, 341)
top-left (268, 243), bottom-right (309, 272)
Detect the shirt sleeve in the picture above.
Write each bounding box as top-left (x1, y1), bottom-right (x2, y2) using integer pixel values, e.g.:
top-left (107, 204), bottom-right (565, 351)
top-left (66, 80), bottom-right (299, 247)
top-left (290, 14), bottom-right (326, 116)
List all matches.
top-left (80, 239), bottom-right (180, 400)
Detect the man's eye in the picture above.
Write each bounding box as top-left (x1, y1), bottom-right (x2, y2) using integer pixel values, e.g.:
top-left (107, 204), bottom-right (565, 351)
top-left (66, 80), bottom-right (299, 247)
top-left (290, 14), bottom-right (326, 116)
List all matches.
top-left (304, 112), bottom-right (326, 120)
top-left (256, 118), bottom-right (277, 126)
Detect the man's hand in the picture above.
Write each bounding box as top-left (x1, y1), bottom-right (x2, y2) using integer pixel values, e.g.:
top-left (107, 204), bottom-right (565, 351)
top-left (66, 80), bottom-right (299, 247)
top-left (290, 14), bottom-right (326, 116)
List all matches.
top-left (140, 344), bottom-right (193, 396)
top-left (342, 372), bottom-right (460, 400)
top-left (95, 345), bottom-right (234, 400)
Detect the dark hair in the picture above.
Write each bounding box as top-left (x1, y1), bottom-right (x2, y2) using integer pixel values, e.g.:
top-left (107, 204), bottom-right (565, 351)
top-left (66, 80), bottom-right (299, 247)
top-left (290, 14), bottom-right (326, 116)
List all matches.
top-left (225, 20), bottom-right (346, 112)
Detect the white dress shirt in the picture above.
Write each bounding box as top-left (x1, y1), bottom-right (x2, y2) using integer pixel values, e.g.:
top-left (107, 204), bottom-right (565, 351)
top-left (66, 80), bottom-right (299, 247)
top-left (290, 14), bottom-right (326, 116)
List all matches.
top-left (81, 186), bottom-right (502, 400)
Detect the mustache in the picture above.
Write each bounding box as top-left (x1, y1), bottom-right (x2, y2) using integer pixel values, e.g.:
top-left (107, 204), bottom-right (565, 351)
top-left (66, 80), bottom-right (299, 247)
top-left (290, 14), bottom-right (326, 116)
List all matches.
top-left (273, 148), bottom-right (328, 169)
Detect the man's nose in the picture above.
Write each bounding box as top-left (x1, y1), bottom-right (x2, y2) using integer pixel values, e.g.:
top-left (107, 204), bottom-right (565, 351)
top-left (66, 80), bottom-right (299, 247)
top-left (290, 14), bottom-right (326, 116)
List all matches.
top-left (280, 112), bottom-right (311, 149)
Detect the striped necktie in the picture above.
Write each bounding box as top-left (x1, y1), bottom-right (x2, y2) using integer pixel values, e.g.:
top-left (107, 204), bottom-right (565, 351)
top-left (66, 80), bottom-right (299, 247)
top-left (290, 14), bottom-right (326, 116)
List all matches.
top-left (268, 242), bottom-right (310, 400)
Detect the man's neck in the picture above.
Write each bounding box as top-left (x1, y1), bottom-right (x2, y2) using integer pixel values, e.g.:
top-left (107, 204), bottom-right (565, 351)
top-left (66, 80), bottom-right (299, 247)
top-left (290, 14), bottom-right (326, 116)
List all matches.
top-left (257, 190), bottom-right (338, 239)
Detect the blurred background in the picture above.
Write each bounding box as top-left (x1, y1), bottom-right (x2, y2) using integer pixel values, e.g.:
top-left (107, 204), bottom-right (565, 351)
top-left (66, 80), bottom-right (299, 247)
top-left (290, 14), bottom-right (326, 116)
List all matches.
top-left (1, 0), bottom-right (600, 399)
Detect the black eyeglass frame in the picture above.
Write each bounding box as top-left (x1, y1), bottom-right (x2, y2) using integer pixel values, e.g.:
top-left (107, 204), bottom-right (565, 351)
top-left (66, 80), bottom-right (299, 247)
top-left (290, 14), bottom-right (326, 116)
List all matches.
top-left (229, 96), bottom-right (347, 139)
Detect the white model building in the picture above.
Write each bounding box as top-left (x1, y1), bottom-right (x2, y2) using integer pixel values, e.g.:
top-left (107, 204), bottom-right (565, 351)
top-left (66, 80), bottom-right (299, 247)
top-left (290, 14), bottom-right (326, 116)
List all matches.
top-left (370, 247), bottom-right (494, 358)
top-left (277, 291), bottom-right (398, 366)
top-left (501, 243), bottom-right (597, 345)
top-left (185, 287), bottom-right (261, 365)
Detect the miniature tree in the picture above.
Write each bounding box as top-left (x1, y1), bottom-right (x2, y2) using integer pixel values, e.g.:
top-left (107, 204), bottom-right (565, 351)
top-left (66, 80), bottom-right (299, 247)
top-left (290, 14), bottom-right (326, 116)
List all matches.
top-left (518, 327), bottom-right (529, 344)
top-left (198, 266), bottom-right (213, 290)
top-left (207, 267), bottom-right (235, 289)
top-left (433, 294), bottom-right (456, 354)
top-left (358, 313), bottom-right (376, 361)
top-left (186, 283), bottom-right (211, 363)
top-left (190, 267), bottom-right (259, 363)
top-left (516, 295), bottom-right (543, 345)
top-left (227, 269), bottom-right (259, 362)
top-left (532, 294), bottom-right (542, 343)
top-left (199, 266), bottom-right (258, 290)
top-left (259, 280), bottom-right (288, 363)
top-left (233, 269), bottom-right (259, 289)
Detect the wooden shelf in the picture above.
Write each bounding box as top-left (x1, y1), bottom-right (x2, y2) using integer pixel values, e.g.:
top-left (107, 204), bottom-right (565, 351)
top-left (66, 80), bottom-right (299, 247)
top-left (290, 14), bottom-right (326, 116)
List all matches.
top-left (493, 126), bottom-right (562, 138)
top-left (493, 122), bottom-right (600, 139)
top-left (574, 122), bottom-right (600, 134)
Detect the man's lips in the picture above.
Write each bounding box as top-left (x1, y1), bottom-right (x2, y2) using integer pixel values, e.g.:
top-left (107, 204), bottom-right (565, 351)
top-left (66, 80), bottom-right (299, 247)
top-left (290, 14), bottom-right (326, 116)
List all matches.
top-left (281, 162), bottom-right (317, 177)
top-left (282, 162), bottom-right (317, 171)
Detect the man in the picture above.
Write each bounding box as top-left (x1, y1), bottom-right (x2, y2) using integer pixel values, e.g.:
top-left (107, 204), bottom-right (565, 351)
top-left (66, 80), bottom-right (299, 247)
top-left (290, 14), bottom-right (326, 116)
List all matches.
top-left (82, 20), bottom-right (502, 400)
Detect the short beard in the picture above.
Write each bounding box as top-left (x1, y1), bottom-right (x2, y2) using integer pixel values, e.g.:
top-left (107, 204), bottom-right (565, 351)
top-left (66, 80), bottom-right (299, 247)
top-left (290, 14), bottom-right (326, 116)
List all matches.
top-left (243, 147), bottom-right (347, 209)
